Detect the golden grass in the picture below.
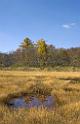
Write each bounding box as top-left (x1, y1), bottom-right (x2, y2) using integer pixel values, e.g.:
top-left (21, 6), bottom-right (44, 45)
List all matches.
top-left (0, 70), bottom-right (80, 124)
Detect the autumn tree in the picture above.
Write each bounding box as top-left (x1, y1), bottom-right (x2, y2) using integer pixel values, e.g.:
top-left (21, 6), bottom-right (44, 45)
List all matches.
top-left (19, 37), bottom-right (38, 67)
top-left (20, 37), bottom-right (33, 49)
top-left (37, 39), bottom-right (47, 68)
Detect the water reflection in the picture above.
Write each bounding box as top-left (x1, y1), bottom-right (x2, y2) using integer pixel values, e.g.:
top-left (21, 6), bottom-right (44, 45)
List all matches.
top-left (8, 96), bottom-right (54, 109)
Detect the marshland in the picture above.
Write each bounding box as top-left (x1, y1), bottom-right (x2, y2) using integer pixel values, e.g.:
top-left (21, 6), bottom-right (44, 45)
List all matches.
top-left (0, 70), bottom-right (80, 124)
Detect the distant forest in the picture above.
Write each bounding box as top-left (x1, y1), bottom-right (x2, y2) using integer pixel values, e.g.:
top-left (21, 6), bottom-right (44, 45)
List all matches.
top-left (0, 37), bottom-right (80, 69)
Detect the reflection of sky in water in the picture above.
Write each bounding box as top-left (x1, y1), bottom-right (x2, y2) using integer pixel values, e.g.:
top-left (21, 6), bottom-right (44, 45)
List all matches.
top-left (9, 96), bottom-right (54, 109)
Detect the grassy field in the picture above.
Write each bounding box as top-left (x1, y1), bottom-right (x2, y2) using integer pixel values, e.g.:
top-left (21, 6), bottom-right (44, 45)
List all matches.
top-left (0, 70), bottom-right (80, 124)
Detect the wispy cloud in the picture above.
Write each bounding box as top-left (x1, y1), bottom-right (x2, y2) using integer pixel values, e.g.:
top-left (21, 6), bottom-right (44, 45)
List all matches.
top-left (62, 24), bottom-right (71, 29)
top-left (62, 23), bottom-right (76, 29)
top-left (70, 23), bottom-right (76, 26)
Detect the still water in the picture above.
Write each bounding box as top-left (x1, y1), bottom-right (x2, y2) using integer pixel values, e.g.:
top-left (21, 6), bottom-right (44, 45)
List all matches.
top-left (8, 96), bottom-right (54, 109)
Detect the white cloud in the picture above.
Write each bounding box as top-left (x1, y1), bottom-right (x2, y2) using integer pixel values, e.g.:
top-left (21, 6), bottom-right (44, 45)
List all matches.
top-left (62, 24), bottom-right (71, 29)
top-left (62, 23), bottom-right (76, 29)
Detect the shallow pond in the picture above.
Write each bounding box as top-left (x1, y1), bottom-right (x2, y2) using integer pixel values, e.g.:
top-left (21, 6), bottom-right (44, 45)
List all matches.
top-left (8, 95), bottom-right (54, 109)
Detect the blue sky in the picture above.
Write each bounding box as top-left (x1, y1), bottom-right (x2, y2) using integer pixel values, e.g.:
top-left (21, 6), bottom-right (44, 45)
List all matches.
top-left (0, 0), bottom-right (80, 52)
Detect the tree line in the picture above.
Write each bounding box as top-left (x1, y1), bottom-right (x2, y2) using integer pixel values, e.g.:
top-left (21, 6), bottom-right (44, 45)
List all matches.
top-left (0, 37), bottom-right (80, 69)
